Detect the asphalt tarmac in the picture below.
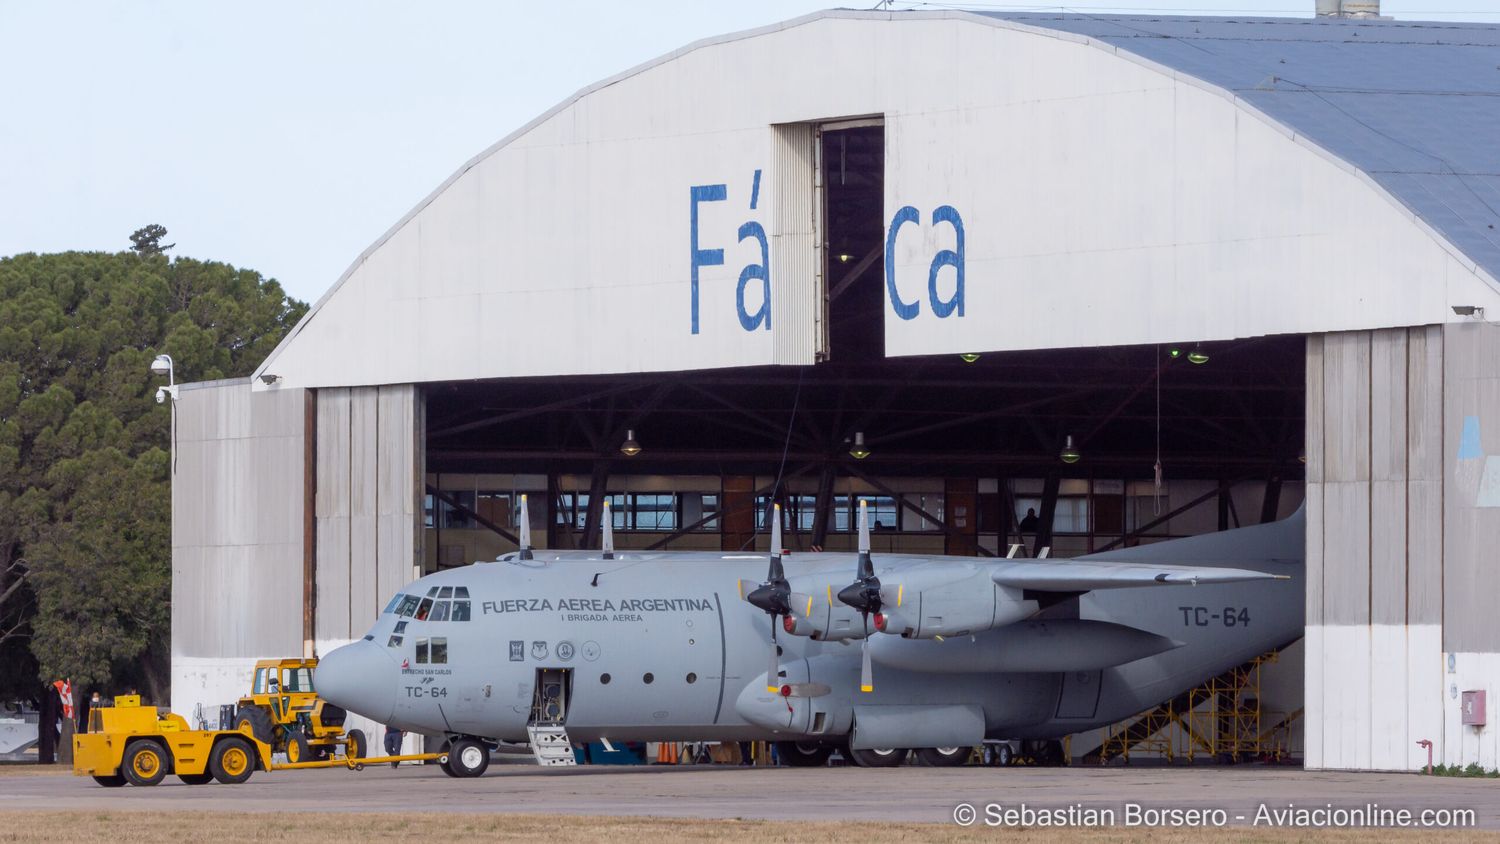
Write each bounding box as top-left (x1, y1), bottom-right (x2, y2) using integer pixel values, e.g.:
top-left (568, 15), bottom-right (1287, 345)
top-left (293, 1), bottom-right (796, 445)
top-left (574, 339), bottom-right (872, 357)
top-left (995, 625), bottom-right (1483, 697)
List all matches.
top-left (4, 764), bottom-right (1500, 829)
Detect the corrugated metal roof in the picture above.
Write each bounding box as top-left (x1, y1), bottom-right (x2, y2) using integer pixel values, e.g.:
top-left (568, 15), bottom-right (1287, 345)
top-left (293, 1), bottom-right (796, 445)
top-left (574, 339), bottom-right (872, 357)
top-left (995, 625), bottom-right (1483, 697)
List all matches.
top-left (977, 12), bottom-right (1500, 281)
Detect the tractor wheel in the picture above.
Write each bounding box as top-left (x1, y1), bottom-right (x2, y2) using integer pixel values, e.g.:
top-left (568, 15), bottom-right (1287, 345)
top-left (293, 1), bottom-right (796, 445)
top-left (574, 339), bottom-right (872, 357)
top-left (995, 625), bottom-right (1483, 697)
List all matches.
top-left (287, 730), bottom-right (312, 764)
top-left (122, 740), bottom-right (169, 787)
top-left (844, 746), bottom-right (908, 768)
top-left (915, 746), bottom-right (972, 767)
top-left (178, 773), bottom-right (215, 785)
top-left (448, 738), bottom-right (490, 778)
top-left (775, 741), bottom-right (834, 767)
top-left (234, 706), bottom-right (273, 747)
top-left (92, 775), bottom-right (127, 787)
top-left (209, 736), bottom-right (255, 784)
top-left (344, 728), bottom-right (367, 761)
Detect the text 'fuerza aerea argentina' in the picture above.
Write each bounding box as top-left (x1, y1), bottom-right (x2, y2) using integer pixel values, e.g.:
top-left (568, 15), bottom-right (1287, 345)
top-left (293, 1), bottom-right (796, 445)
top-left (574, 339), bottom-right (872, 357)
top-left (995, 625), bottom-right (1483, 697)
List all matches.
top-left (481, 597), bottom-right (715, 615)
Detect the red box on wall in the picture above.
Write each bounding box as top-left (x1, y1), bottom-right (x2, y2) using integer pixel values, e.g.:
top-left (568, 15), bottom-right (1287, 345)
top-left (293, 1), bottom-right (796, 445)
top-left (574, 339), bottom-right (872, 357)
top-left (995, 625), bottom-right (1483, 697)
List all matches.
top-left (1462, 690), bottom-right (1487, 726)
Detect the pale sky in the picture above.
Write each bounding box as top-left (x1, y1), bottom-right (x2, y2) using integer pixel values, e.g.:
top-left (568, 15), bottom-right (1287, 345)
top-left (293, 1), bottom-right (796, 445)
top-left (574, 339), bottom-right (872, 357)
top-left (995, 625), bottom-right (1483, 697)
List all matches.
top-left (3, 0), bottom-right (1497, 304)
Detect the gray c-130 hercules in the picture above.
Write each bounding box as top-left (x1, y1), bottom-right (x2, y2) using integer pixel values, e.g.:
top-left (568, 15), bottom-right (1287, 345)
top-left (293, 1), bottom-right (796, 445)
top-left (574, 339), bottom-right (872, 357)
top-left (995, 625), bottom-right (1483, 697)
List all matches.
top-left (317, 496), bottom-right (1301, 775)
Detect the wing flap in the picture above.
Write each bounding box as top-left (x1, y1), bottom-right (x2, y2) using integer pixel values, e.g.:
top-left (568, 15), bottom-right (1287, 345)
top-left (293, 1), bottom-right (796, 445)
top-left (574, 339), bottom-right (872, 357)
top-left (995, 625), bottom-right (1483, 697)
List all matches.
top-left (991, 561), bottom-right (1288, 592)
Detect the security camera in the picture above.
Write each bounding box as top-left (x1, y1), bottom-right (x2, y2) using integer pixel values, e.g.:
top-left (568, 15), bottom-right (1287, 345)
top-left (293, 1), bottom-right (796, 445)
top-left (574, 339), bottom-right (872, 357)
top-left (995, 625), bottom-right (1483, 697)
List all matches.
top-left (155, 387), bottom-right (167, 404)
top-left (259, 373), bottom-right (281, 385)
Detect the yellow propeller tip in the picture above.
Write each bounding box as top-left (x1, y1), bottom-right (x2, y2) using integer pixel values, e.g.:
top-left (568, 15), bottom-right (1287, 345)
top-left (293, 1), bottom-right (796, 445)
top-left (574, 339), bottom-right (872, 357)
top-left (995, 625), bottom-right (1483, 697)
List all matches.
top-left (767, 686), bottom-right (779, 693)
top-left (860, 685), bottom-right (874, 693)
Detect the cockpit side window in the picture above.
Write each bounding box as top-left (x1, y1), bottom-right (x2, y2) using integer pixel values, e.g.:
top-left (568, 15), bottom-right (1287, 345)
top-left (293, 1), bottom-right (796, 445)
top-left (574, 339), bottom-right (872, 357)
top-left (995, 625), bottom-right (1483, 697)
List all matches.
top-left (430, 638), bottom-right (447, 664)
top-left (426, 586), bottom-right (440, 598)
top-left (454, 587), bottom-right (470, 599)
top-left (437, 586), bottom-right (452, 598)
top-left (394, 621), bottom-right (407, 634)
top-left (395, 595), bottom-right (419, 617)
top-left (415, 598), bottom-right (433, 621)
top-left (451, 599), bottom-right (471, 622)
top-left (429, 601), bottom-right (450, 622)
top-left (382, 594), bottom-right (402, 615)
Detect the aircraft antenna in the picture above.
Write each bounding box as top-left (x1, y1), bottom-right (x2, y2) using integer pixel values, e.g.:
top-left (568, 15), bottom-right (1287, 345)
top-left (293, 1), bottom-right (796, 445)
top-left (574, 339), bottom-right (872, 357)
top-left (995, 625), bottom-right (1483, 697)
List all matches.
top-left (601, 499), bottom-right (615, 560)
top-left (518, 494), bottom-right (533, 560)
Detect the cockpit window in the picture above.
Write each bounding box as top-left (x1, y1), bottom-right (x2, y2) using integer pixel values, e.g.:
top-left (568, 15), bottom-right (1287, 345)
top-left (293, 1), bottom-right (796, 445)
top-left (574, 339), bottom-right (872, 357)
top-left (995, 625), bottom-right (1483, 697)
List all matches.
top-left (451, 599), bottom-right (471, 622)
top-left (429, 601), bottom-right (450, 622)
top-left (387, 634), bottom-right (403, 648)
top-left (394, 621), bottom-right (407, 634)
top-left (437, 586), bottom-right (452, 598)
top-left (415, 597), bottom-right (433, 621)
top-left (382, 594), bottom-right (402, 614)
top-left (426, 586), bottom-right (440, 597)
top-left (395, 595), bottom-right (420, 617)
top-left (416, 637), bottom-right (447, 664)
top-left (455, 587), bottom-right (469, 599)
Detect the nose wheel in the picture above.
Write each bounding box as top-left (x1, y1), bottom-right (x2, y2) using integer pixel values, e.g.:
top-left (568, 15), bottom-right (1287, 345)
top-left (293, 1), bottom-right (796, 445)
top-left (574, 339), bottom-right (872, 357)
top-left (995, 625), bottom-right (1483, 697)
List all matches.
top-left (444, 738), bottom-right (490, 778)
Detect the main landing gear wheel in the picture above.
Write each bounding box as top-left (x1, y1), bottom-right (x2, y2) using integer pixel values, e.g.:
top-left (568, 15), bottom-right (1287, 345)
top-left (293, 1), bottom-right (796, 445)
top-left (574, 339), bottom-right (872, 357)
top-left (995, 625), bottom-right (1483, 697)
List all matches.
top-left (775, 741), bottom-right (835, 768)
top-left (122, 739), bottom-right (168, 787)
top-left (915, 746), bottom-right (971, 767)
top-left (448, 738), bottom-right (490, 778)
top-left (844, 746), bottom-right (908, 768)
top-left (439, 753), bottom-right (461, 777)
top-left (990, 743), bottom-right (1014, 767)
top-left (1023, 740), bottom-right (1066, 767)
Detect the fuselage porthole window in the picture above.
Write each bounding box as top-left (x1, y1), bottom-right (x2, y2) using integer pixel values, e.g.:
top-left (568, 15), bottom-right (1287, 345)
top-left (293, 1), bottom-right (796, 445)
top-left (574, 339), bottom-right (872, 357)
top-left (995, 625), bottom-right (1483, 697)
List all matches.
top-left (643, 673), bottom-right (654, 685)
top-left (451, 600), bottom-right (471, 622)
top-left (600, 673), bottom-right (611, 685)
top-left (686, 672), bottom-right (696, 684)
top-left (416, 639), bottom-right (430, 664)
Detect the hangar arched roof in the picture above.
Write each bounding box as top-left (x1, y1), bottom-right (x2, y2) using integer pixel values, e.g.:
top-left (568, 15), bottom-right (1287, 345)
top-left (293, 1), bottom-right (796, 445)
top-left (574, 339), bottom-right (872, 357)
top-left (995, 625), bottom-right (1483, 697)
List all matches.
top-left (256, 10), bottom-right (1500, 390)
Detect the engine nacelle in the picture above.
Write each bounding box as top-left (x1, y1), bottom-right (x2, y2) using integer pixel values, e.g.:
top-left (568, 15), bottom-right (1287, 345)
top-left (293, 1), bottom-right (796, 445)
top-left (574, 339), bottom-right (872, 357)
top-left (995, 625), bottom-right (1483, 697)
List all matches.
top-left (878, 573), bottom-right (1035, 639)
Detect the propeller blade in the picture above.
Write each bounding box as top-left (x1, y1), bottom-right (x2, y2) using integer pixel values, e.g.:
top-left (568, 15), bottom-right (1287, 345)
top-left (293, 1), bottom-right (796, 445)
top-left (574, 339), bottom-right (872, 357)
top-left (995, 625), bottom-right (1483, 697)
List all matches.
top-left (858, 498), bottom-right (871, 555)
top-left (860, 616), bottom-right (874, 693)
top-left (518, 494), bottom-right (533, 560)
top-left (601, 499), bottom-right (615, 559)
top-left (768, 622), bottom-right (781, 693)
top-left (770, 502), bottom-right (782, 559)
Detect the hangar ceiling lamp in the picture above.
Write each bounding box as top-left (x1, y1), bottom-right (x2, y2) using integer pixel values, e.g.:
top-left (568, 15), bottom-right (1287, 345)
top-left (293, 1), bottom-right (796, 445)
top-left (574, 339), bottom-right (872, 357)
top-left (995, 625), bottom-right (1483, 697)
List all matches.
top-left (620, 429), bottom-right (642, 457)
top-left (1060, 435), bottom-right (1082, 464)
top-left (849, 431), bottom-right (871, 460)
top-left (960, 353), bottom-right (980, 363)
top-left (1187, 344), bottom-right (1210, 365)
top-left (1167, 348), bottom-right (1182, 359)
top-left (838, 253), bottom-right (853, 263)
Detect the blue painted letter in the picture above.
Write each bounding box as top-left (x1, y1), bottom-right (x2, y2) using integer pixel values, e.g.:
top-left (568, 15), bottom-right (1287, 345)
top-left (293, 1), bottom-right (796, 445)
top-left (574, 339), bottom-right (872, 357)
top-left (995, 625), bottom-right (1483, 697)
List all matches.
top-left (928, 205), bottom-right (964, 318)
top-left (689, 184), bottom-right (727, 335)
top-left (884, 205), bottom-right (921, 321)
top-left (736, 221), bottom-right (771, 331)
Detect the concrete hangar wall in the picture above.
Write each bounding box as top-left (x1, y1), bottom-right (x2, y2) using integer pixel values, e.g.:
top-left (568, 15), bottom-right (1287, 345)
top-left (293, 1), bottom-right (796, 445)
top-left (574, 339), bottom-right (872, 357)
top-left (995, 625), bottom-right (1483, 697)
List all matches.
top-left (169, 10), bottom-right (1500, 771)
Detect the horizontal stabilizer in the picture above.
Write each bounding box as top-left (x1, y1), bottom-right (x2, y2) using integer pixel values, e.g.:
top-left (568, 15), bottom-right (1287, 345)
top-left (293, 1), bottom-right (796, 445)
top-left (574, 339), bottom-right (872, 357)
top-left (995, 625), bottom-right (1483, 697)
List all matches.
top-left (991, 561), bottom-right (1288, 592)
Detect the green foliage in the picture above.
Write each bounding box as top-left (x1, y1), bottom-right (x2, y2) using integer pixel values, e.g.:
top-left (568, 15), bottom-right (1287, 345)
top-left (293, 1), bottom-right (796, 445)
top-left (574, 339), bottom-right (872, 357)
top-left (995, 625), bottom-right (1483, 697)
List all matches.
top-left (128, 224), bottom-right (174, 256)
top-left (1426, 763), bottom-right (1500, 777)
top-left (0, 250), bottom-right (306, 701)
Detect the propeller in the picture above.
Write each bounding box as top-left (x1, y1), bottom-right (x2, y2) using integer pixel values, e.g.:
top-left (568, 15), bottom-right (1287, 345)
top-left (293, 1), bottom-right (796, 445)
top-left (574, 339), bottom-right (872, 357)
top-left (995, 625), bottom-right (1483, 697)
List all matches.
top-left (743, 504), bottom-right (791, 693)
top-left (836, 500), bottom-right (880, 693)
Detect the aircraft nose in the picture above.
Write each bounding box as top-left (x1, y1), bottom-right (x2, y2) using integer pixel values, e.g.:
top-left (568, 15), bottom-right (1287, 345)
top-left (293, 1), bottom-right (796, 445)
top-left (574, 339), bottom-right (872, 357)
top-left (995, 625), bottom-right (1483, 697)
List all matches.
top-left (316, 639), bottom-right (397, 723)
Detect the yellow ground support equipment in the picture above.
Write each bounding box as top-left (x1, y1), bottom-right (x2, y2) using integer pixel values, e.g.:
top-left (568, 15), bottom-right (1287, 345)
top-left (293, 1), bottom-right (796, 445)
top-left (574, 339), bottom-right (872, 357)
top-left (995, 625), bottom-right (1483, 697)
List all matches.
top-left (74, 695), bottom-right (448, 787)
top-left (234, 657), bottom-right (366, 764)
top-left (73, 695), bottom-right (272, 787)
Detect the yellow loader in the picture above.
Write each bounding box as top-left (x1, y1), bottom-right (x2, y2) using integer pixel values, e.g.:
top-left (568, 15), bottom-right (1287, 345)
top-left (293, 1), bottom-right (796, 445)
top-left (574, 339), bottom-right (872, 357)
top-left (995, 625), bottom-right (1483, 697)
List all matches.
top-left (233, 657), bottom-right (366, 764)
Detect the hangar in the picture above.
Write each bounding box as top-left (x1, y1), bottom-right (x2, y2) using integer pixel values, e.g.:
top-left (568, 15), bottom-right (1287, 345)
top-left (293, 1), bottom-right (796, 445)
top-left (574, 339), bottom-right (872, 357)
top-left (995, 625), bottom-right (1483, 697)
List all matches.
top-left (169, 8), bottom-right (1500, 772)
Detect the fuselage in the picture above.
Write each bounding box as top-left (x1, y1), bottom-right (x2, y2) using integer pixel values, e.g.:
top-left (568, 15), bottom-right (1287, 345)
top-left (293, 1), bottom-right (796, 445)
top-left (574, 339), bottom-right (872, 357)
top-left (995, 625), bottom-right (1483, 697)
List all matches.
top-left (316, 515), bottom-right (1304, 748)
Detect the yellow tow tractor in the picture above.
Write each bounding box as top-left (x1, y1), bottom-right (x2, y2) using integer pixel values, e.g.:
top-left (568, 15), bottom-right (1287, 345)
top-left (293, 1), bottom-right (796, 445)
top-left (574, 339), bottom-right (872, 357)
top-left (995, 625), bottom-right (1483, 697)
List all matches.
top-left (73, 695), bottom-right (269, 786)
top-left (73, 695), bottom-right (447, 787)
top-left (233, 657), bottom-right (367, 764)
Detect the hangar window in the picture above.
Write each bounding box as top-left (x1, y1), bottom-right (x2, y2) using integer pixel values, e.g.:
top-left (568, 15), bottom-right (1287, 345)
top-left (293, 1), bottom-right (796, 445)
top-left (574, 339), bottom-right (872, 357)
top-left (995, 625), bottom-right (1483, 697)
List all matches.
top-left (425, 491), bottom-right (477, 529)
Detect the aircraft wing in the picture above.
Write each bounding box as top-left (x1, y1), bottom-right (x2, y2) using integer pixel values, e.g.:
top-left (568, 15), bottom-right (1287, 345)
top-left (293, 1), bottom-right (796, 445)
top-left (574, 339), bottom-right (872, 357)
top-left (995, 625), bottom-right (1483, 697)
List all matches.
top-left (991, 561), bottom-right (1289, 592)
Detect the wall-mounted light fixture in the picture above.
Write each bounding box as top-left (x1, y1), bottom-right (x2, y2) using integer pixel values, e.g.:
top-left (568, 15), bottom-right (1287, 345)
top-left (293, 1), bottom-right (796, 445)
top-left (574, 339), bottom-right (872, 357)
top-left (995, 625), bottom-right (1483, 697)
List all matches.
top-left (259, 373), bottom-right (282, 385)
top-left (1453, 305), bottom-right (1485, 318)
top-left (150, 354), bottom-right (176, 403)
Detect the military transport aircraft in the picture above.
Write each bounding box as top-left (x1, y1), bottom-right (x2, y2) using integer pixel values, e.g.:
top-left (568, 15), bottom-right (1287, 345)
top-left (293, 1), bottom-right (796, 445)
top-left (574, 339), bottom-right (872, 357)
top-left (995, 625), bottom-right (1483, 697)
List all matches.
top-left (317, 497), bottom-right (1301, 775)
